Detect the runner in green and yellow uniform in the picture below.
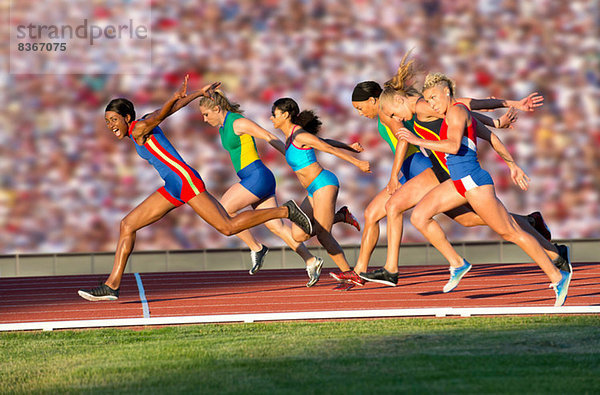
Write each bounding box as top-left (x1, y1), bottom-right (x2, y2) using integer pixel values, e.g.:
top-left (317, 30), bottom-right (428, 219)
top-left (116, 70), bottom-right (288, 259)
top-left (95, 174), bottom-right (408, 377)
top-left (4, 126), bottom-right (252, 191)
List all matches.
top-left (199, 91), bottom-right (324, 287)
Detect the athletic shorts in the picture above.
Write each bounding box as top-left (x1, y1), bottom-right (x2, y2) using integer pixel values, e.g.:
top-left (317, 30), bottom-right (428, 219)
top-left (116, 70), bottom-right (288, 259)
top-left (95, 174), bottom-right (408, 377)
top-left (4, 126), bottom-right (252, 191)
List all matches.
top-left (450, 161), bottom-right (494, 197)
top-left (237, 160), bottom-right (276, 200)
top-left (306, 169), bottom-right (339, 197)
top-left (399, 152), bottom-right (433, 184)
top-left (158, 167), bottom-right (206, 207)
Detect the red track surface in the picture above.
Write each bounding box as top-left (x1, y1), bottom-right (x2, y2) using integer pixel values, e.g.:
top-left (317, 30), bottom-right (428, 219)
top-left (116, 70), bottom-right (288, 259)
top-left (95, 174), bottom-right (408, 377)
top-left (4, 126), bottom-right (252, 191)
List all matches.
top-left (1, 263), bottom-right (599, 325)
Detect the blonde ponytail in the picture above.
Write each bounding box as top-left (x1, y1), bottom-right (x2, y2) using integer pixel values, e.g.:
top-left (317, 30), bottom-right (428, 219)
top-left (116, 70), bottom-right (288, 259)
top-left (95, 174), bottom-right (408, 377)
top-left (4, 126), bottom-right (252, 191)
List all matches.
top-left (380, 51), bottom-right (421, 104)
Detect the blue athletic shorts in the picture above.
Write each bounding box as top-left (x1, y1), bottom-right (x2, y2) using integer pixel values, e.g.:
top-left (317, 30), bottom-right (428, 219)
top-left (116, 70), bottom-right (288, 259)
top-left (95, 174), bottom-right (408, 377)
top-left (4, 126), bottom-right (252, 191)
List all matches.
top-left (399, 152), bottom-right (432, 184)
top-left (237, 160), bottom-right (276, 200)
top-left (306, 169), bottom-right (339, 197)
top-left (450, 161), bottom-right (494, 197)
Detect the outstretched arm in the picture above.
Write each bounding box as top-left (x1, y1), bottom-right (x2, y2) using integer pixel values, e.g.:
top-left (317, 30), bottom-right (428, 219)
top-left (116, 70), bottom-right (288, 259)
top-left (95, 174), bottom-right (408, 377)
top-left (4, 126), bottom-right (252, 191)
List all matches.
top-left (132, 76), bottom-right (219, 144)
top-left (322, 138), bottom-right (363, 153)
top-left (472, 107), bottom-right (518, 129)
top-left (294, 132), bottom-right (371, 173)
top-left (463, 92), bottom-right (544, 112)
top-left (170, 81), bottom-right (221, 113)
top-left (233, 118), bottom-right (286, 155)
top-left (475, 122), bottom-right (530, 191)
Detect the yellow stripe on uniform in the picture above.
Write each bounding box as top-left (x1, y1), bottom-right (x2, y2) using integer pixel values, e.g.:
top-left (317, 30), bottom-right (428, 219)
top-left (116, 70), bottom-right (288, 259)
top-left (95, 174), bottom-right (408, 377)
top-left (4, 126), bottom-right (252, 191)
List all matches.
top-left (384, 123), bottom-right (420, 157)
top-left (147, 139), bottom-right (201, 195)
top-left (239, 134), bottom-right (260, 169)
top-left (413, 123), bottom-right (450, 174)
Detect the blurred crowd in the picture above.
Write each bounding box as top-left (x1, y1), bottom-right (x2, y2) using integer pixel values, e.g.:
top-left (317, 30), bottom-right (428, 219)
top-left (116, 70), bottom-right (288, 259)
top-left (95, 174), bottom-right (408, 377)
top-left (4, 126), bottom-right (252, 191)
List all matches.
top-left (0, 0), bottom-right (598, 256)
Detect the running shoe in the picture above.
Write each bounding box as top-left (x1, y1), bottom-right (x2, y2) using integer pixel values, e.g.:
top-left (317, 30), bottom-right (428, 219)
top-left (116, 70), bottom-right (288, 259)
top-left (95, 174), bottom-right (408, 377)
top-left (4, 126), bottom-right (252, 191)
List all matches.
top-left (337, 206), bottom-right (361, 231)
top-left (550, 270), bottom-right (572, 307)
top-left (283, 200), bottom-right (313, 235)
top-left (359, 268), bottom-right (398, 287)
top-left (528, 211), bottom-right (551, 241)
top-left (249, 244), bottom-right (269, 275)
top-left (443, 260), bottom-right (472, 293)
top-left (329, 270), bottom-right (365, 286)
top-left (553, 243), bottom-right (572, 273)
top-left (306, 257), bottom-right (324, 287)
top-left (78, 284), bottom-right (119, 301)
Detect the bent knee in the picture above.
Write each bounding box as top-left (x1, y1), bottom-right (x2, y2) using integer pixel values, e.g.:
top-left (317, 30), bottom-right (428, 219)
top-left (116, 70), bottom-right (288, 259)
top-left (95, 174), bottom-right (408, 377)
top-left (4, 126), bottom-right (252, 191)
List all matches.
top-left (365, 205), bottom-right (385, 224)
top-left (385, 198), bottom-right (406, 216)
top-left (119, 218), bottom-right (137, 236)
top-left (292, 228), bottom-right (310, 242)
top-left (497, 228), bottom-right (521, 243)
top-left (410, 209), bottom-right (429, 230)
top-left (214, 222), bottom-right (236, 236)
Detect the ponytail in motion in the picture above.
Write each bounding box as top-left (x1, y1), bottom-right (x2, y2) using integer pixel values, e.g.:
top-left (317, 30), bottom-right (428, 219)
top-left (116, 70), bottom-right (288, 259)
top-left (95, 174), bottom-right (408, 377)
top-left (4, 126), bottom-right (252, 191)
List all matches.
top-left (272, 97), bottom-right (322, 134)
top-left (379, 51), bottom-right (422, 106)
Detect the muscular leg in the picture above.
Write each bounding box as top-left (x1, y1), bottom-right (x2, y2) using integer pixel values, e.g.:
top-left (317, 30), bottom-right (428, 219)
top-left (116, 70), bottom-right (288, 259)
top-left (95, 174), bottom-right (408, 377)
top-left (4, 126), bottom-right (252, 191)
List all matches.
top-left (465, 185), bottom-right (561, 283)
top-left (255, 196), bottom-right (315, 265)
top-left (311, 185), bottom-right (352, 272)
top-left (352, 187), bottom-right (390, 273)
top-left (410, 180), bottom-right (470, 268)
top-left (105, 192), bottom-right (176, 289)
top-left (383, 169), bottom-right (440, 273)
top-left (450, 209), bottom-right (559, 260)
top-left (220, 183), bottom-right (264, 251)
top-left (186, 190), bottom-right (288, 236)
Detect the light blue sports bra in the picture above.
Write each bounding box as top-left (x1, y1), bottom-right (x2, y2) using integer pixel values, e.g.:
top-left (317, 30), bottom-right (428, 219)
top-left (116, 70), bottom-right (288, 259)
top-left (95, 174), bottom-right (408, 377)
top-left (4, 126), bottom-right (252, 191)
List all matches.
top-left (285, 126), bottom-right (317, 171)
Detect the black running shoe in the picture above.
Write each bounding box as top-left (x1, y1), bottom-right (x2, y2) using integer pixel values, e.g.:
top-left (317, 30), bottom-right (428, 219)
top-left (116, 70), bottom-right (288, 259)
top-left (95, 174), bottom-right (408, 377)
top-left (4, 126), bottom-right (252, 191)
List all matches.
top-left (283, 200), bottom-right (313, 235)
top-left (249, 244), bottom-right (269, 275)
top-left (78, 284), bottom-right (119, 301)
top-left (528, 211), bottom-right (551, 241)
top-left (359, 268), bottom-right (398, 287)
top-left (553, 243), bottom-right (572, 273)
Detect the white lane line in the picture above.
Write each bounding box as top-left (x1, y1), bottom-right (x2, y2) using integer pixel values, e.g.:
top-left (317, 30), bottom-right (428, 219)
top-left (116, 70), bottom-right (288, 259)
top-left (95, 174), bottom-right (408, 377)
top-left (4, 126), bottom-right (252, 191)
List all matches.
top-left (134, 273), bottom-right (150, 319)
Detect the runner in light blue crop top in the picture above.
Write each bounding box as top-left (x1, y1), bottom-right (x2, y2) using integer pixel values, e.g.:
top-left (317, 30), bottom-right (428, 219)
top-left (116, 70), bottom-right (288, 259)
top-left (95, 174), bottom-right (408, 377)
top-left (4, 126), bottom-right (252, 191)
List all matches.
top-left (285, 127), bottom-right (318, 171)
top-left (285, 126), bottom-right (339, 197)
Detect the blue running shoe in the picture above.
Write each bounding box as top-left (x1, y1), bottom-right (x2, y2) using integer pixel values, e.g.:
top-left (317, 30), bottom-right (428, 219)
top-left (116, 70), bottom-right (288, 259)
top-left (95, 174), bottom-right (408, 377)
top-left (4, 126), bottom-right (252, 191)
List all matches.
top-left (443, 260), bottom-right (472, 293)
top-left (551, 270), bottom-right (572, 307)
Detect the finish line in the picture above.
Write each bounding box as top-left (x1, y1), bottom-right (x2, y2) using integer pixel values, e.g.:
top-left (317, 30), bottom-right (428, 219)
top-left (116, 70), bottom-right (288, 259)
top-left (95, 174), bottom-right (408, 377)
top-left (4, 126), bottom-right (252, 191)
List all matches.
top-left (2, 305), bottom-right (599, 332)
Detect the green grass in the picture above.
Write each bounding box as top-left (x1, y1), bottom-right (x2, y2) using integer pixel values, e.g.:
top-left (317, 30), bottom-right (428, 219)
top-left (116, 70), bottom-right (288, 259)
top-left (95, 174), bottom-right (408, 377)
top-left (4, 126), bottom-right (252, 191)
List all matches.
top-left (1, 316), bottom-right (599, 394)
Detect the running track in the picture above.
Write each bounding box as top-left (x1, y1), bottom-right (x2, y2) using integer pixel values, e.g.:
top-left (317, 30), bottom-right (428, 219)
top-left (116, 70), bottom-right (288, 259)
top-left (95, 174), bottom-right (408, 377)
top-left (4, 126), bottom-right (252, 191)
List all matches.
top-left (1, 263), bottom-right (599, 331)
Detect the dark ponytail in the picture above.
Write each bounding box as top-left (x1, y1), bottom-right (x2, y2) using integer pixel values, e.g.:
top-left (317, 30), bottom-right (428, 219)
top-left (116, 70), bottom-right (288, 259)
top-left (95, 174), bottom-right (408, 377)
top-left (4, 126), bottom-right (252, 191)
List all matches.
top-left (272, 97), bottom-right (322, 134)
top-left (105, 98), bottom-right (136, 122)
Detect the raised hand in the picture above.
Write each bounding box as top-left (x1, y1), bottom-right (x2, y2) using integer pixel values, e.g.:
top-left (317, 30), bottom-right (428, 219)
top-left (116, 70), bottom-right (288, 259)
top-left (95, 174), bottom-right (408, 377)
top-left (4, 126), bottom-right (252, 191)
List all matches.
top-left (497, 107), bottom-right (518, 129)
top-left (175, 74), bottom-right (189, 100)
top-left (201, 81), bottom-right (221, 99)
top-left (514, 92), bottom-right (544, 112)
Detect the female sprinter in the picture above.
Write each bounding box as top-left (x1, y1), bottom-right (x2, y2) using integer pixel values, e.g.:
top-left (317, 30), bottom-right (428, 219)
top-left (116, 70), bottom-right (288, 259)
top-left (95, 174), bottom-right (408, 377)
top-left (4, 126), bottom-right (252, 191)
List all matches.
top-left (197, 91), bottom-right (324, 286)
top-left (270, 98), bottom-right (370, 286)
top-left (78, 76), bottom-right (312, 301)
top-left (396, 73), bottom-right (571, 306)
top-left (347, 81), bottom-right (432, 284)
top-left (358, 57), bottom-right (570, 287)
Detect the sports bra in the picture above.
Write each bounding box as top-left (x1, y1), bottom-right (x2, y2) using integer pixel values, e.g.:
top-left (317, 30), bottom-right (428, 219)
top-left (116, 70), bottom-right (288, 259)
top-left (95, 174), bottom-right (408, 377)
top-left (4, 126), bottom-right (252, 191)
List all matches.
top-left (285, 126), bottom-right (317, 171)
